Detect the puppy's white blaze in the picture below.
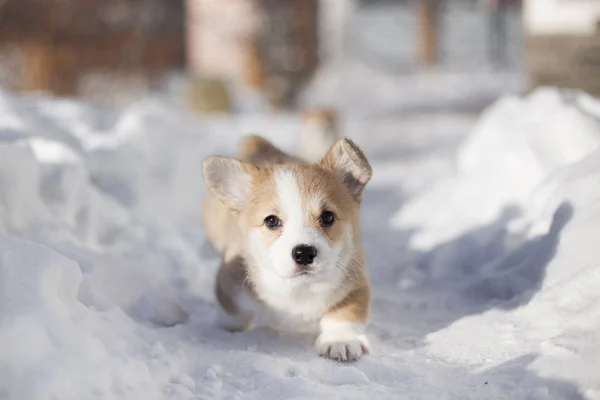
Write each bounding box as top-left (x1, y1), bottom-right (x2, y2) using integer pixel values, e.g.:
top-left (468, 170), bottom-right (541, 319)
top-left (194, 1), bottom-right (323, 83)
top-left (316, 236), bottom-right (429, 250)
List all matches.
top-left (274, 169), bottom-right (302, 218)
top-left (273, 169), bottom-right (326, 272)
top-left (274, 168), bottom-right (324, 224)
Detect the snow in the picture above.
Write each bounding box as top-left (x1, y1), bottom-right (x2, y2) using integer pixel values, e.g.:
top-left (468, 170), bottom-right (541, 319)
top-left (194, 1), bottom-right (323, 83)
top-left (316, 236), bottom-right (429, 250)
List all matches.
top-left (0, 85), bottom-right (599, 400)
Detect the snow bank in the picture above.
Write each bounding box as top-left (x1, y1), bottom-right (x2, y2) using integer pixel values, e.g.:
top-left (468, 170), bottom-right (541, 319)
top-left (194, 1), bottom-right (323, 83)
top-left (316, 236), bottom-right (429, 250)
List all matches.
top-left (0, 94), bottom-right (216, 399)
top-left (394, 87), bottom-right (600, 251)
top-left (389, 88), bottom-right (600, 398)
top-left (0, 237), bottom-right (168, 400)
top-left (423, 148), bottom-right (600, 398)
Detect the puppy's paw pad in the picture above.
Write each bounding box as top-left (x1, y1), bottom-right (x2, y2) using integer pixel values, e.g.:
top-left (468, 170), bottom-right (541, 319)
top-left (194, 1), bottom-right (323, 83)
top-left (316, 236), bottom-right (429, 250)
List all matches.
top-left (316, 337), bottom-right (369, 362)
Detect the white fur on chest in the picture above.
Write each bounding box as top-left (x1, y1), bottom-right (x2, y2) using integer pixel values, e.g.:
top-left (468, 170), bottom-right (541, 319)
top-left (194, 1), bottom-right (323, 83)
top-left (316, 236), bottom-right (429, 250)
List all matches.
top-left (253, 270), bottom-right (348, 328)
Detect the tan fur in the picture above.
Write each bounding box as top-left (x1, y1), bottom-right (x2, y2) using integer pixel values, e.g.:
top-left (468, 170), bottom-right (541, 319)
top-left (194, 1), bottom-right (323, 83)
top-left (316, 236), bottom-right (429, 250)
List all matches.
top-left (326, 281), bottom-right (370, 323)
top-left (238, 135), bottom-right (303, 165)
top-left (202, 135), bottom-right (371, 329)
top-left (302, 107), bottom-right (338, 129)
top-left (299, 107), bottom-right (340, 163)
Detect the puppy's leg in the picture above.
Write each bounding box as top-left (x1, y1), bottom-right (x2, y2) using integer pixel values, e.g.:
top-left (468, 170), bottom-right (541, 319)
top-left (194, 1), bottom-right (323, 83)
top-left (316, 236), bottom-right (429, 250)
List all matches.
top-left (315, 285), bottom-right (371, 362)
top-left (214, 256), bottom-right (254, 332)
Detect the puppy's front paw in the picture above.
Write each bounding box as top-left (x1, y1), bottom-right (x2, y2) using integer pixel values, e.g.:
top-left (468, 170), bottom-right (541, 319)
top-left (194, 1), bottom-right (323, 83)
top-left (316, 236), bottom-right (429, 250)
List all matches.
top-left (316, 333), bottom-right (370, 362)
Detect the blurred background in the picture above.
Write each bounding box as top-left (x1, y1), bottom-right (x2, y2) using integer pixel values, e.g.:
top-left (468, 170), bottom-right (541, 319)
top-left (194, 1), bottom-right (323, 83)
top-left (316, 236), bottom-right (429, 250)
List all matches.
top-left (0, 0), bottom-right (597, 119)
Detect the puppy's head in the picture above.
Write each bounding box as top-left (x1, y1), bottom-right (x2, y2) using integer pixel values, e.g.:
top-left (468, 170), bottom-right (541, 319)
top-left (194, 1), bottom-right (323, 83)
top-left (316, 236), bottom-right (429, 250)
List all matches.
top-left (202, 138), bottom-right (371, 288)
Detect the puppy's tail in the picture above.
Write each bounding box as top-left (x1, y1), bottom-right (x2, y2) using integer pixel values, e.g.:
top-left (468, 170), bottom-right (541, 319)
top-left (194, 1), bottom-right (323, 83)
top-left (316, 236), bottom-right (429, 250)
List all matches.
top-left (237, 135), bottom-right (274, 161)
top-left (237, 134), bottom-right (302, 165)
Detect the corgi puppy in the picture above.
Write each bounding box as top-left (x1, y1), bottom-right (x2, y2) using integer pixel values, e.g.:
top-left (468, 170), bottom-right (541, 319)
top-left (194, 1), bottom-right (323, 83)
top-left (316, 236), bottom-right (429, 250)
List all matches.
top-left (201, 135), bottom-right (372, 362)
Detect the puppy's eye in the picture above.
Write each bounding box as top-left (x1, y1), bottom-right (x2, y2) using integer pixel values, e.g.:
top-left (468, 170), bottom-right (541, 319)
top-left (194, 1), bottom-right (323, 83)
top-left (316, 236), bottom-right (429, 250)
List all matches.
top-left (264, 215), bottom-right (281, 229)
top-left (319, 211), bottom-right (335, 226)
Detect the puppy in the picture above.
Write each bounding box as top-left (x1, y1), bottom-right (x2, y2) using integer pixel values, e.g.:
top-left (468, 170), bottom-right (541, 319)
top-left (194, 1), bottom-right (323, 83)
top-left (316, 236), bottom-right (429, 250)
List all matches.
top-left (201, 135), bottom-right (372, 362)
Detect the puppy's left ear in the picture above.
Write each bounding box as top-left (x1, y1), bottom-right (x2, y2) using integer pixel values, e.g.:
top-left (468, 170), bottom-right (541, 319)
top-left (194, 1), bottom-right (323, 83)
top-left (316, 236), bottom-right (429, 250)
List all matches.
top-left (202, 156), bottom-right (258, 211)
top-left (318, 138), bottom-right (372, 199)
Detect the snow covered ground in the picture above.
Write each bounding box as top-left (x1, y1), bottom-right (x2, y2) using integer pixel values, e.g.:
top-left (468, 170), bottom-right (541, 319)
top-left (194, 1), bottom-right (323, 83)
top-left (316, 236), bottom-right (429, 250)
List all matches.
top-left (0, 85), bottom-right (599, 400)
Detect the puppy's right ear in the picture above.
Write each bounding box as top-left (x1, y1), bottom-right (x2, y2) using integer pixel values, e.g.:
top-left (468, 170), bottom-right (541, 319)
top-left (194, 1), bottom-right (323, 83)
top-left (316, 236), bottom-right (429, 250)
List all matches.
top-left (202, 156), bottom-right (258, 211)
top-left (317, 138), bottom-right (372, 200)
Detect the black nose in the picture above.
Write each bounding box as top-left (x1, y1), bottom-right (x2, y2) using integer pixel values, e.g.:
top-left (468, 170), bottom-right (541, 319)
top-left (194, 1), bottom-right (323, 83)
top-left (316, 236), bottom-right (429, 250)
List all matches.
top-left (292, 245), bottom-right (317, 266)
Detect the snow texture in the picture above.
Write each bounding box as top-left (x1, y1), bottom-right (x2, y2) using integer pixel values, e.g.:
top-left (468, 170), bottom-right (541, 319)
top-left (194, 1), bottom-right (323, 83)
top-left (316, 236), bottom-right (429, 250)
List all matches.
top-left (0, 86), bottom-right (599, 400)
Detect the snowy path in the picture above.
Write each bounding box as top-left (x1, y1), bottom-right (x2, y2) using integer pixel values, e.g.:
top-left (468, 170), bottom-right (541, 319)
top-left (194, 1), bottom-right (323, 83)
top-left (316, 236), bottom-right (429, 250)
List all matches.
top-left (0, 88), bottom-right (599, 399)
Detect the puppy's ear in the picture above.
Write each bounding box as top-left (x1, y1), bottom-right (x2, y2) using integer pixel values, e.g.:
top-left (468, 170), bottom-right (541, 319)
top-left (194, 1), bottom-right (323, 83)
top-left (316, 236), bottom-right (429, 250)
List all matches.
top-left (318, 138), bottom-right (372, 199)
top-left (202, 156), bottom-right (258, 211)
